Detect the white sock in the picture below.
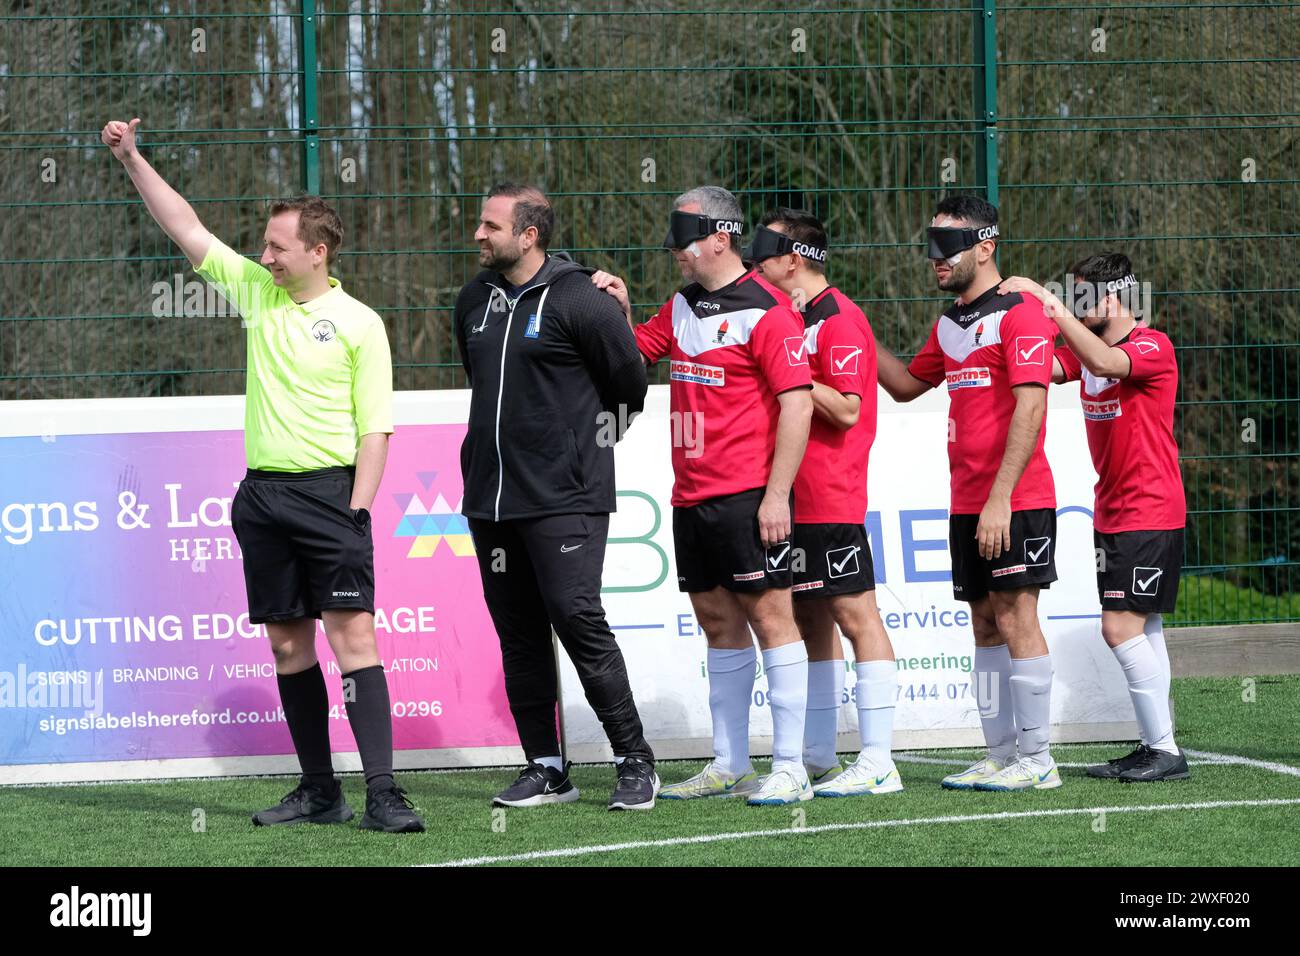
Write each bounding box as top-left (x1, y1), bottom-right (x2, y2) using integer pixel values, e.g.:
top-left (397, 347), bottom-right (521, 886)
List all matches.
top-left (1145, 612), bottom-right (1174, 710)
top-left (1113, 635), bottom-right (1177, 754)
top-left (803, 660), bottom-right (843, 773)
top-left (855, 659), bottom-right (897, 766)
top-left (973, 645), bottom-right (1016, 763)
top-left (1009, 655), bottom-right (1054, 766)
top-left (707, 646), bottom-right (756, 776)
top-left (763, 642), bottom-right (809, 772)
top-left (535, 755), bottom-right (563, 772)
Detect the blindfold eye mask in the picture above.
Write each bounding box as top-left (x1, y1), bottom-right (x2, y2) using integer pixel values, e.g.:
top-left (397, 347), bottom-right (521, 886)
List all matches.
top-left (926, 224), bottom-right (999, 259)
top-left (663, 210), bottom-right (745, 250)
top-left (743, 225), bottom-right (829, 265)
top-left (1068, 274), bottom-right (1141, 318)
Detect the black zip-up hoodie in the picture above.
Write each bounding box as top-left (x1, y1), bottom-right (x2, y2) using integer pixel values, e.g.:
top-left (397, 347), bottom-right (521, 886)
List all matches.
top-left (455, 253), bottom-right (648, 521)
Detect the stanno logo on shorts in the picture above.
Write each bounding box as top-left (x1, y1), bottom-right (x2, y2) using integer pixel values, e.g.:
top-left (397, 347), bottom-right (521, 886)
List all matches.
top-left (670, 359), bottom-right (725, 386)
top-left (333, 590), bottom-right (361, 598)
top-left (946, 367), bottom-right (991, 390)
top-left (1132, 567), bottom-right (1163, 595)
top-left (1023, 536), bottom-right (1051, 567)
top-left (1082, 398), bottom-right (1123, 421)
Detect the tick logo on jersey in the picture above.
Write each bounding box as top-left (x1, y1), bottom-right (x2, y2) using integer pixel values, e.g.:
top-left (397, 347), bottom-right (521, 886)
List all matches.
top-left (1134, 338), bottom-right (1161, 355)
top-left (946, 367), bottom-right (992, 390)
top-left (830, 345), bottom-right (861, 376)
top-left (1133, 566), bottom-right (1163, 596)
top-left (1024, 536), bottom-right (1052, 567)
top-left (714, 319), bottom-right (730, 344)
top-left (785, 336), bottom-right (809, 366)
top-left (766, 542), bottom-right (792, 571)
top-left (826, 545), bottom-right (860, 578)
top-left (1016, 336), bottom-right (1049, 365)
top-left (1082, 398), bottom-right (1123, 421)
top-left (669, 360), bottom-right (725, 386)
top-left (312, 319), bottom-right (337, 343)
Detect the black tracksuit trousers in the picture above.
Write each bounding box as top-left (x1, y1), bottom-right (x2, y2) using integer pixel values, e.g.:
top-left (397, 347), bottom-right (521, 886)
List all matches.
top-left (468, 513), bottom-right (653, 764)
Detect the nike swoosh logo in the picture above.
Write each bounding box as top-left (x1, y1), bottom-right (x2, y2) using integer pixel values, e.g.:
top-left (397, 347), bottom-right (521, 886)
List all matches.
top-left (1019, 339), bottom-right (1048, 361)
top-left (768, 544), bottom-right (791, 567)
top-left (834, 348), bottom-right (861, 370)
top-left (560, 544), bottom-right (583, 553)
top-left (1027, 540), bottom-right (1050, 562)
top-left (874, 775), bottom-right (891, 787)
top-left (1137, 570), bottom-right (1162, 591)
top-left (831, 548), bottom-right (858, 573)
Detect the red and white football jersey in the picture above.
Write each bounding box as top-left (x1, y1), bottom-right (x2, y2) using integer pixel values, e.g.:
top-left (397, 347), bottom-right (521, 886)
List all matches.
top-left (794, 286), bottom-right (877, 524)
top-left (908, 286), bottom-right (1057, 516)
top-left (635, 270), bottom-right (811, 507)
top-left (1055, 326), bottom-right (1185, 532)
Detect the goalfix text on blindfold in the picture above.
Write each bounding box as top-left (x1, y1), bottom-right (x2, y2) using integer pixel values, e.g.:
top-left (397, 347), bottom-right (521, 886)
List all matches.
top-left (743, 225), bottom-right (828, 265)
top-left (926, 224), bottom-right (1000, 260)
top-left (663, 210), bottom-right (745, 251)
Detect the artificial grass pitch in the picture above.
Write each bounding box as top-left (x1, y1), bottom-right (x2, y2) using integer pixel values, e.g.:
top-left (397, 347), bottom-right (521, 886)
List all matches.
top-left (2, 676), bottom-right (1297, 868)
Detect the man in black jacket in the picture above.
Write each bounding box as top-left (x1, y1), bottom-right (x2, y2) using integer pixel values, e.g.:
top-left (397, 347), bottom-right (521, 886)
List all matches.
top-left (455, 182), bottom-right (658, 811)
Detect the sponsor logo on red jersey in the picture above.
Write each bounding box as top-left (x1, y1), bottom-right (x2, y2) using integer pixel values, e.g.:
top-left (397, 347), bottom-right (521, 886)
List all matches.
top-left (1082, 397), bottom-right (1123, 421)
top-left (669, 360), bottom-right (725, 386)
top-left (946, 367), bottom-right (992, 390)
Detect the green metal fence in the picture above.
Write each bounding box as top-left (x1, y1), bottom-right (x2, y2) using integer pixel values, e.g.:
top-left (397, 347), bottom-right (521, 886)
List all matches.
top-left (1, 0), bottom-right (1297, 628)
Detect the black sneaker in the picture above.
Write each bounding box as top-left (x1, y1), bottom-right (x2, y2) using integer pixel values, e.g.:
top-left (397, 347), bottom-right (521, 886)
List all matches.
top-left (608, 757), bottom-right (660, 811)
top-left (1086, 744), bottom-right (1151, 779)
top-left (492, 761), bottom-right (580, 807)
top-left (252, 779), bottom-right (353, 826)
top-left (1118, 747), bottom-right (1191, 783)
top-left (360, 785), bottom-right (426, 833)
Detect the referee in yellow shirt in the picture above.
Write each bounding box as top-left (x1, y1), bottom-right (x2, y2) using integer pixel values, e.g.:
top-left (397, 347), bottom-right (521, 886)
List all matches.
top-left (102, 117), bottom-right (423, 833)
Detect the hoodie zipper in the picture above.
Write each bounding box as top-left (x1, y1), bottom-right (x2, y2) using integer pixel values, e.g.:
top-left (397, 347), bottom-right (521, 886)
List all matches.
top-left (485, 280), bottom-right (552, 521)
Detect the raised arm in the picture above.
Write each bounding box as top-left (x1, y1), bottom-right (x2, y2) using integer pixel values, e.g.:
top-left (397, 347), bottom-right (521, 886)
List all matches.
top-left (999, 276), bottom-right (1131, 380)
top-left (102, 118), bottom-right (212, 268)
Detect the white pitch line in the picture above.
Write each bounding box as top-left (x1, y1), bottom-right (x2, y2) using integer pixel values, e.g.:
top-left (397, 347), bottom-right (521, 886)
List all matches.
top-left (1183, 749), bottom-right (1300, 778)
top-left (892, 753), bottom-right (1228, 770)
top-left (424, 797), bottom-right (1300, 868)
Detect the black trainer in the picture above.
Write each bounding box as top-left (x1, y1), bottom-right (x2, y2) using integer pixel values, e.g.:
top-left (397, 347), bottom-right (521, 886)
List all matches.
top-left (360, 784), bottom-right (426, 833)
top-left (251, 779), bottom-right (354, 826)
top-left (1086, 744), bottom-right (1151, 779)
top-left (492, 761), bottom-right (580, 807)
top-left (1118, 747), bottom-right (1190, 783)
top-left (608, 757), bottom-right (659, 811)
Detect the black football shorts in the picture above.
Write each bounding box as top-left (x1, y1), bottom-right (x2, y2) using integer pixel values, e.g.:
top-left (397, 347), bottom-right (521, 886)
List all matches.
top-left (231, 466), bottom-right (375, 624)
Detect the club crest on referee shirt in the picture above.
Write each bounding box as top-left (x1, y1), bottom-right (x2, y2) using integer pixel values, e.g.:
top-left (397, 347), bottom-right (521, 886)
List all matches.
top-left (312, 319), bottom-right (336, 343)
